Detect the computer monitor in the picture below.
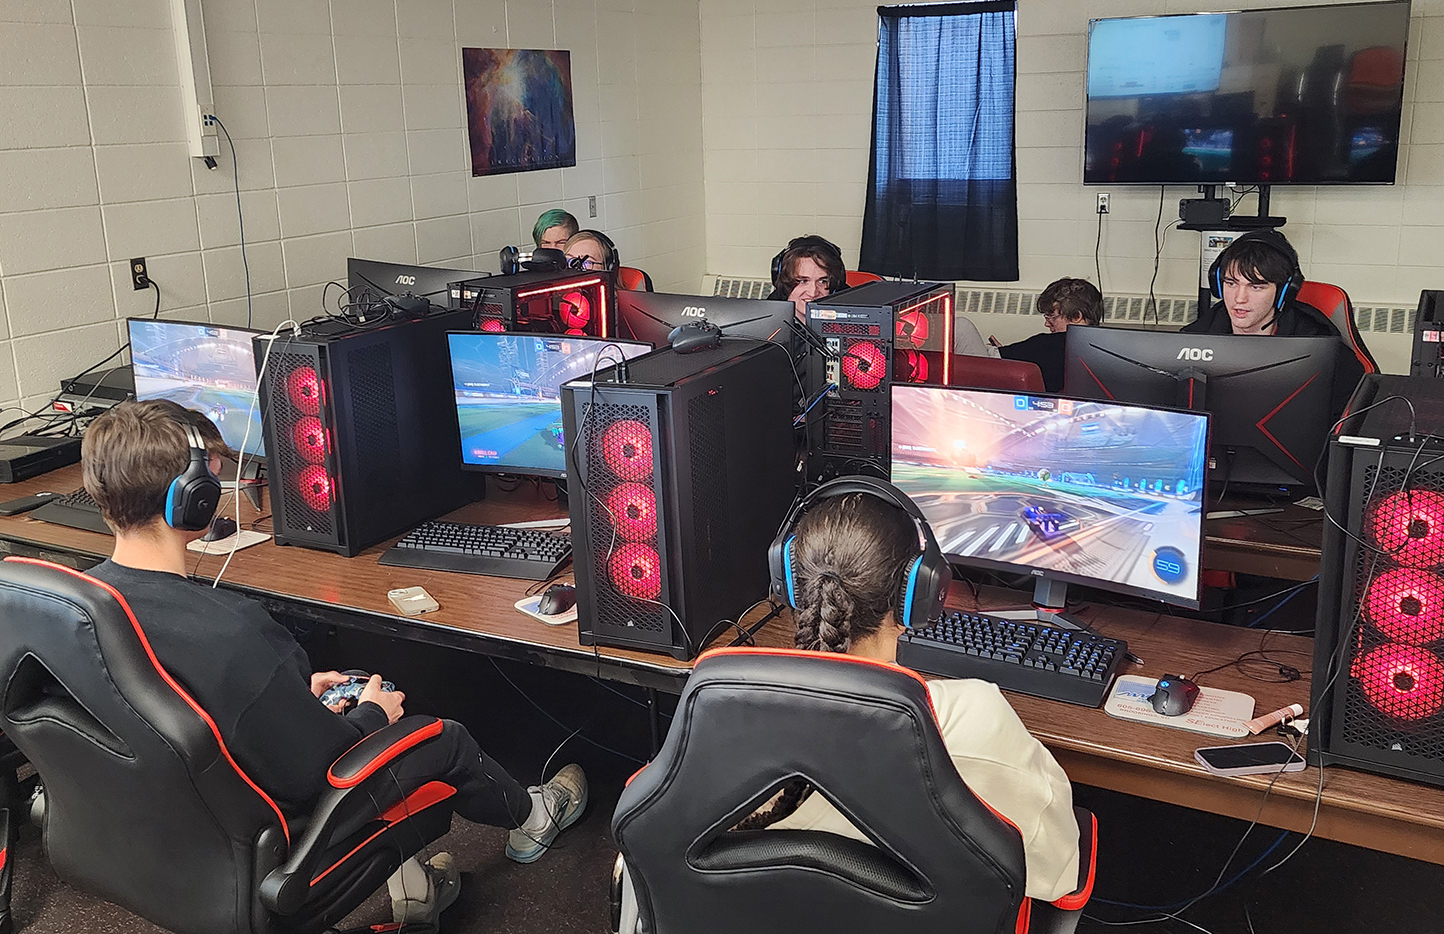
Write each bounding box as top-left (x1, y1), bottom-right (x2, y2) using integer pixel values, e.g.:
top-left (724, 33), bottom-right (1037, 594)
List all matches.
top-left (127, 319), bottom-right (265, 457)
top-left (1062, 327), bottom-right (1340, 491)
top-left (891, 385), bottom-right (1210, 612)
top-left (617, 291), bottom-right (798, 349)
top-left (446, 333), bottom-right (651, 478)
top-left (347, 257), bottom-right (485, 304)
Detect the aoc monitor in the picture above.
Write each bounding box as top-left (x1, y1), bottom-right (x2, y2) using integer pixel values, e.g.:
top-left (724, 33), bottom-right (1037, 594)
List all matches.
top-left (347, 258), bottom-right (485, 305)
top-left (127, 318), bottom-right (265, 457)
top-left (891, 384), bottom-right (1210, 610)
top-left (617, 291), bottom-right (798, 349)
top-left (1085, 2), bottom-right (1410, 184)
top-left (446, 333), bottom-right (650, 478)
top-left (1062, 327), bottom-right (1340, 490)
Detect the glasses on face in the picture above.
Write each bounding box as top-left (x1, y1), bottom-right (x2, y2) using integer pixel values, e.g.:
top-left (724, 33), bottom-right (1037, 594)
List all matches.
top-left (569, 256), bottom-right (601, 271)
top-left (1042, 310), bottom-right (1065, 321)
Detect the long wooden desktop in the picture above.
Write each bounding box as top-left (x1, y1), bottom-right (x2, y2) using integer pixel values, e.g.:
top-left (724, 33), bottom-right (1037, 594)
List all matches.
top-left (2, 464), bottom-right (1437, 866)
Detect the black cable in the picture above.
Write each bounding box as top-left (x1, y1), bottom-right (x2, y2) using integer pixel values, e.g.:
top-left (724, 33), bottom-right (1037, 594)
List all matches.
top-left (206, 114), bottom-right (253, 328)
top-left (1095, 206), bottom-right (1105, 292)
top-left (1148, 185), bottom-right (1166, 326)
top-left (149, 278), bottom-right (161, 318)
top-left (487, 658), bottom-right (645, 764)
top-left (1207, 576), bottom-right (1318, 614)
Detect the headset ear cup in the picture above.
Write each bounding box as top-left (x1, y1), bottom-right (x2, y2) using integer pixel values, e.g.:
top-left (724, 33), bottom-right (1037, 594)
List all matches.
top-left (783, 537), bottom-right (799, 608)
top-left (896, 555), bottom-right (922, 629)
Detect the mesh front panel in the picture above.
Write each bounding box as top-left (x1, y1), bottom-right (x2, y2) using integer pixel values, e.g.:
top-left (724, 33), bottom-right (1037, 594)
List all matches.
top-left (345, 344), bottom-right (401, 460)
top-left (584, 403), bottom-right (668, 634)
top-left (268, 350), bottom-right (335, 539)
top-left (1335, 462), bottom-right (1444, 766)
top-left (687, 390), bottom-right (728, 565)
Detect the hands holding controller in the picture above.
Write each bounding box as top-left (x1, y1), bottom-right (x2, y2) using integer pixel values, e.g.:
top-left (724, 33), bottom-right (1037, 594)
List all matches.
top-left (311, 670), bottom-right (406, 724)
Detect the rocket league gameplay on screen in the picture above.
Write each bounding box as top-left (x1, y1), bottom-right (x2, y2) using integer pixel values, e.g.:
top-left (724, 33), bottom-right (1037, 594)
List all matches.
top-left (447, 333), bottom-right (649, 475)
top-left (891, 386), bottom-right (1210, 604)
top-left (129, 321), bottom-right (264, 457)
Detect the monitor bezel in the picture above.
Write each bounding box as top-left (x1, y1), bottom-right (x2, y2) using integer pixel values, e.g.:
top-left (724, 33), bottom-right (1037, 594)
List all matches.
top-left (125, 317), bottom-right (266, 458)
top-left (445, 332), bottom-right (651, 479)
top-left (1082, 0), bottom-right (1411, 187)
top-left (890, 383), bottom-right (1211, 610)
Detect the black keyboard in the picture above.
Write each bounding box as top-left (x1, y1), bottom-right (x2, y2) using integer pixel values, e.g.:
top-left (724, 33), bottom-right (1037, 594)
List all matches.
top-left (30, 489), bottom-right (111, 536)
top-left (378, 521), bottom-right (571, 581)
top-left (896, 610), bottom-right (1128, 708)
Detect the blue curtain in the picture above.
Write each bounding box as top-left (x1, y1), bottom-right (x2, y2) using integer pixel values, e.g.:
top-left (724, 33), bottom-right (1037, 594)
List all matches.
top-left (861, 2), bottom-right (1018, 281)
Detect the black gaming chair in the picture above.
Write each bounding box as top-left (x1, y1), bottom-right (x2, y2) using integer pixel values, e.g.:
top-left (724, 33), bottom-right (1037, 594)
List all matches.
top-left (0, 557), bottom-right (458, 934)
top-left (611, 648), bottom-right (1096, 934)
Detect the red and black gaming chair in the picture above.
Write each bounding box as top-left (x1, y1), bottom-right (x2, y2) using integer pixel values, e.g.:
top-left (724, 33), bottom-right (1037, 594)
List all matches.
top-left (0, 557), bottom-right (457, 934)
top-left (1297, 280), bottom-right (1378, 376)
top-left (611, 649), bottom-right (1096, 934)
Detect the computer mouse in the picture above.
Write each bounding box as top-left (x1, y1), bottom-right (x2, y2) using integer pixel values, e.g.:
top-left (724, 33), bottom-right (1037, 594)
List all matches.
top-left (538, 583), bottom-right (577, 616)
top-left (200, 516), bottom-right (238, 543)
top-left (1149, 675), bottom-right (1201, 717)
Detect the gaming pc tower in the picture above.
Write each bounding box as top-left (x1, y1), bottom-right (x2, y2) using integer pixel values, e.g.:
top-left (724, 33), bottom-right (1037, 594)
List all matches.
top-left (1411, 291), bottom-right (1444, 379)
top-left (449, 269), bottom-right (616, 338)
top-left (255, 311), bottom-right (479, 557)
top-left (561, 340), bottom-right (796, 659)
top-left (805, 280), bottom-right (952, 480)
top-left (1312, 375), bottom-right (1444, 786)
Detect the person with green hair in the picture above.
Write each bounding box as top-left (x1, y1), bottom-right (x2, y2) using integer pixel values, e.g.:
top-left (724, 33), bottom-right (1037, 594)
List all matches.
top-left (532, 209), bottom-right (579, 251)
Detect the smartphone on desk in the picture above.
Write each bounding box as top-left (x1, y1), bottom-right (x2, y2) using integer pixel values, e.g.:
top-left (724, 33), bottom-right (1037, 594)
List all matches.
top-left (1195, 741), bottom-right (1305, 777)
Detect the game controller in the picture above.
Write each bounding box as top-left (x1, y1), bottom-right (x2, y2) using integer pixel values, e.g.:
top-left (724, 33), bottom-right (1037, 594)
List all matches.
top-left (320, 675), bottom-right (396, 710)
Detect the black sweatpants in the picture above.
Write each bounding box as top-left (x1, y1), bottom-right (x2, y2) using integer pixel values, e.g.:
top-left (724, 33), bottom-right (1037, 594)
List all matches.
top-left (379, 719), bottom-right (534, 828)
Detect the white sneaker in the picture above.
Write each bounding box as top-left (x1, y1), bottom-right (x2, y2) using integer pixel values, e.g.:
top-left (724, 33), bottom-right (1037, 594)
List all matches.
top-left (388, 852), bottom-right (460, 926)
top-left (505, 763), bottom-right (588, 864)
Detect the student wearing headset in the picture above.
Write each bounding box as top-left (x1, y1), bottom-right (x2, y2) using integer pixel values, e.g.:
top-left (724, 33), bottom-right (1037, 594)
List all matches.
top-left (768, 235), bottom-right (847, 321)
top-left (748, 478), bottom-right (1080, 903)
top-left (1182, 230), bottom-right (1336, 337)
top-left (81, 400), bottom-right (587, 917)
top-left (565, 228), bottom-right (618, 272)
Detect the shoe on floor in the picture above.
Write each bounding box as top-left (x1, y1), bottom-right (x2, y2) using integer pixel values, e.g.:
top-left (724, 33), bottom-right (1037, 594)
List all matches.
top-left (388, 852), bottom-right (461, 926)
top-left (506, 763), bottom-right (588, 864)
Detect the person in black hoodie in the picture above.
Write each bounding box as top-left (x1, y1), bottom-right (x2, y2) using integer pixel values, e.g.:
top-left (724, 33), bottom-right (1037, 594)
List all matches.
top-left (768, 235), bottom-right (847, 322)
top-left (1182, 229), bottom-right (1337, 337)
top-left (80, 400), bottom-right (587, 921)
top-left (1182, 229), bottom-right (1364, 415)
top-left (999, 277), bottom-right (1103, 392)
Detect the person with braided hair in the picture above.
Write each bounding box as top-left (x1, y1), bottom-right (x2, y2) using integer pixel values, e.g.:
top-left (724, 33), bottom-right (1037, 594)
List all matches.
top-left (747, 492), bottom-right (1081, 902)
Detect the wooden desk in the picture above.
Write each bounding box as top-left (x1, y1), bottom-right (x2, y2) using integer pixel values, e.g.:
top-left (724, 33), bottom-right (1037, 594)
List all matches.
top-left (3, 465), bottom-right (1442, 866)
top-left (1204, 500), bottom-right (1324, 582)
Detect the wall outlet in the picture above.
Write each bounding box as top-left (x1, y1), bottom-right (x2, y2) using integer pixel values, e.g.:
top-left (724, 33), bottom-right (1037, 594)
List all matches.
top-left (130, 257), bottom-right (149, 290)
top-left (588, 195), bottom-right (597, 218)
top-left (1096, 193), bottom-right (1110, 215)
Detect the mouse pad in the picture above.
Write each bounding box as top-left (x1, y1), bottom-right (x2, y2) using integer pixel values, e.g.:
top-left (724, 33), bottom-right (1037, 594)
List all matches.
top-left (1105, 675), bottom-right (1255, 738)
top-left (514, 595), bottom-right (578, 627)
top-left (185, 530), bottom-right (271, 555)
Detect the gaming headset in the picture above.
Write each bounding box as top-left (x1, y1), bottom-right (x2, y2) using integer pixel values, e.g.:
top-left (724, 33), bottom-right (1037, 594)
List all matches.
top-left (569, 229), bottom-right (620, 272)
top-left (165, 421), bottom-right (223, 532)
top-left (767, 476), bottom-right (952, 631)
top-left (1207, 229), bottom-right (1304, 313)
top-left (770, 235), bottom-right (845, 287)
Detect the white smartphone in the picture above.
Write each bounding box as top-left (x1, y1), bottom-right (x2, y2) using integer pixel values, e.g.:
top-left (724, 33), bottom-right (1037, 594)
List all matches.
top-left (387, 586), bottom-right (439, 616)
top-left (1195, 742), bottom-right (1306, 776)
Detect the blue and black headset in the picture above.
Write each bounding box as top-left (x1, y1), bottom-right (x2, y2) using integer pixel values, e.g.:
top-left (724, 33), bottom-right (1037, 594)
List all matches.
top-left (165, 421), bottom-right (222, 532)
top-left (1207, 228), bottom-right (1304, 313)
top-left (767, 476), bottom-right (951, 631)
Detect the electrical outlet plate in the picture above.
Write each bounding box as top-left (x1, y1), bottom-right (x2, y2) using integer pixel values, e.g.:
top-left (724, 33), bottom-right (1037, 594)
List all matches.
top-left (1096, 193), bottom-right (1110, 214)
top-left (588, 194), bottom-right (597, 218)
top-left (130, 257), bottom-right (149, 290)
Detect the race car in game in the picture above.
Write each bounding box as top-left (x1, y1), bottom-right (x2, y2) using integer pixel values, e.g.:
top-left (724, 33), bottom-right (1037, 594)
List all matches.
top-left (1022, 505), bottom-right (1081, 541)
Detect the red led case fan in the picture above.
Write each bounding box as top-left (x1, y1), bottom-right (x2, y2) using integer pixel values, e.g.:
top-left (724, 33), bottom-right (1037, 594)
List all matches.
top-left (284, 368), bottom-right (334, 513)
top-left (598, 420), bottom-right (662, 601)
top-left (1350, 491), bottom-right (1444, 723)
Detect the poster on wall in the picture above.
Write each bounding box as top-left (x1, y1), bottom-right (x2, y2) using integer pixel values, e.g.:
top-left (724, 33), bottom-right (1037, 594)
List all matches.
top-left (463, 48), bottom-right (576, 176)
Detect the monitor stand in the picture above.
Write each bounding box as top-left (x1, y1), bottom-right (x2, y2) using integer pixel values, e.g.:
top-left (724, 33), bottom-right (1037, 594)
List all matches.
top-left (982, 577), bottom-right (1087, 631)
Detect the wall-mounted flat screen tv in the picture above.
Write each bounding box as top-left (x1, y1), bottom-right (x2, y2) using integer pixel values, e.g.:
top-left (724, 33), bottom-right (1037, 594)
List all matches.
top-left (1084, 1), bottom-right (1410, 185)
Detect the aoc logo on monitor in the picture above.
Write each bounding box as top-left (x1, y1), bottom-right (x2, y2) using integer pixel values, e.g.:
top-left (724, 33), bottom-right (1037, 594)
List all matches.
top-left (1176, 347), bottom-right (1214, 361)
top-left (395, 275), bottom-right (417, 286)
top-left (681, 306), bottom-right (708, 317)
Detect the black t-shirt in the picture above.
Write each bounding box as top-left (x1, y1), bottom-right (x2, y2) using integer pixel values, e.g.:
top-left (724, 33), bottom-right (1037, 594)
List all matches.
top-left (87, 560), bottom-right (388, 813)
top-left (999, 331), bottom-right (1068, 392)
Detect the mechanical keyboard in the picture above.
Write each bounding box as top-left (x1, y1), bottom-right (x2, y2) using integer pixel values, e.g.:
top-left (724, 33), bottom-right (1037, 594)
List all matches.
top-left (30, 489), bottom-right (111, 536)
top-left (896, 610), bottom-right (1128, 708)
top-left (378, 521), bottom-right (571, 581)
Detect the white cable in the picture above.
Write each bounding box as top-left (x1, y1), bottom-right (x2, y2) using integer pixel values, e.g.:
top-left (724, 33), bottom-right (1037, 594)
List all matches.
top-left (212, 318), bottom-right (299, 589)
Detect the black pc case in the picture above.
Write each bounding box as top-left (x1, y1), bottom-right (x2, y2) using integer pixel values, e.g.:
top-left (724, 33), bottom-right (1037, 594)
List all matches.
top-left (562, 340), bottom-right (797, 659)
top-left (1312, 374), bottom-right (1444, 786)
top-left (450, 268), bottom-right (617, 339)
top-left (255, 312), bottom-right (480, 557)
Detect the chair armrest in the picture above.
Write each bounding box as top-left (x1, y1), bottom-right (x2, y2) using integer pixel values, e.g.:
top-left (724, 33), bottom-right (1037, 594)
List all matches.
top-left (259, 716), bottom-right (444, 916)
top-left (327, 716), bottom-right (443, 788)
top-left (1051, 807), bottom-right (1097, 911)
